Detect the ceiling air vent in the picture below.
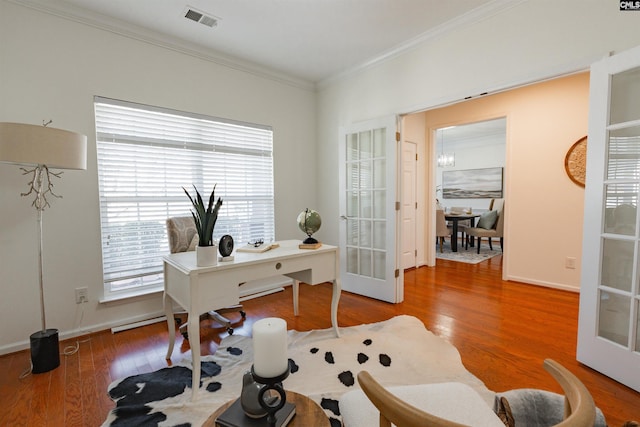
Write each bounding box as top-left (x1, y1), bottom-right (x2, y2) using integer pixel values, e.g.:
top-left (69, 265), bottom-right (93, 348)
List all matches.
top-left (183, 6), bottom-right (218, 28)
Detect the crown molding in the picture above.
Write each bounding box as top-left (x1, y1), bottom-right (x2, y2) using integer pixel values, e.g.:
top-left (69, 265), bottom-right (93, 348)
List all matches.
top-left (8, 0), bottom-right (316, 92)
top-left (318, 0), bottom-right (527, 89)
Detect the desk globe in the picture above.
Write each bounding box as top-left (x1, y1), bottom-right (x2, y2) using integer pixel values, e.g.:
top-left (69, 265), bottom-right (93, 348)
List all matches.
top-left (297, 209), bottom-right (321, 244)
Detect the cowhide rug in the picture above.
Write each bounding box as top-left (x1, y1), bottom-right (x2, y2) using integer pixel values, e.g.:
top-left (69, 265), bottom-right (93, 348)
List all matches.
top-left (102, 315), bottom-right (495, 427)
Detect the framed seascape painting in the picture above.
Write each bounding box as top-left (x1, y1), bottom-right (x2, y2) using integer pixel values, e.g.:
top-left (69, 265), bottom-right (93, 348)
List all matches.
top-left (442, 167), bottom-right (503, 199)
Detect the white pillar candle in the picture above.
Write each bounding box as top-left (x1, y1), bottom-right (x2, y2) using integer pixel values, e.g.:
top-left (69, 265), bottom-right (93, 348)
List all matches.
top-left (252, 317), bottom-right (288, 378)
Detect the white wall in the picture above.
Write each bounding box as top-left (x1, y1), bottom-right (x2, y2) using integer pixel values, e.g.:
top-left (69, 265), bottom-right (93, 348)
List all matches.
top-left (316, 1), bottom-right (640, 287)
top-left (0, 2), bottom-right (316, 353)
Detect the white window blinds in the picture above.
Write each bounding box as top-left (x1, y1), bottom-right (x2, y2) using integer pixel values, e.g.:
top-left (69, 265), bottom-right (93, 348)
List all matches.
top-left (94, 97), bottom-right (274, 297)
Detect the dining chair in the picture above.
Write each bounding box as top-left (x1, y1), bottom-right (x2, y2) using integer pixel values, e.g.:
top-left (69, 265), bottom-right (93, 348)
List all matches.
top-left (464, 199), bottom-right (504, 254)
top-left (166, 216), bottom-right (245, 338)
top-left (436, 209), bottom-right (452, 253)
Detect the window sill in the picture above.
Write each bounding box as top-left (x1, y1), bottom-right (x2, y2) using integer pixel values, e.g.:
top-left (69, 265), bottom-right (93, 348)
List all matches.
top-left (99, 286), bottom-right (164, 304)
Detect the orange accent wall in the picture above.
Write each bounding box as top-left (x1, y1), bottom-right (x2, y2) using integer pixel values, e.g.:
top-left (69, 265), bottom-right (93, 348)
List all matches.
top-left (423, 72), bottom-right (590, 290)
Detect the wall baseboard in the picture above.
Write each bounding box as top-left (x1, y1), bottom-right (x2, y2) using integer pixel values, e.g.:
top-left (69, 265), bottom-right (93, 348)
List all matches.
top-left (506, 275), bottom-right (579, 293)
top-left (0, 277), bottom-right (294, 356)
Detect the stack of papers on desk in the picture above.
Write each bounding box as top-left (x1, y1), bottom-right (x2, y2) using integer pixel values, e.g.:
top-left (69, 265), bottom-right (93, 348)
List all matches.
top-left (236, 242), bottom-right (280, 253)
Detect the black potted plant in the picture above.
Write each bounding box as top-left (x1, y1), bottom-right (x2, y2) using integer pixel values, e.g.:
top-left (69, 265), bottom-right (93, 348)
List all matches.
top-left (183, 184), bottom-right (223, 265)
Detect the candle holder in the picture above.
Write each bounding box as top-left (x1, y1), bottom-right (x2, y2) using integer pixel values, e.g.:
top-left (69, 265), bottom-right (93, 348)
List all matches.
top-left (250, 366), bottom-right (291, 427)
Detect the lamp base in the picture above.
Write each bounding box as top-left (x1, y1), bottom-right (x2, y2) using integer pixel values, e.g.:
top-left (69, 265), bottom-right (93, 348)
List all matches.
top-left (30, 329), bottom-right (60, 374)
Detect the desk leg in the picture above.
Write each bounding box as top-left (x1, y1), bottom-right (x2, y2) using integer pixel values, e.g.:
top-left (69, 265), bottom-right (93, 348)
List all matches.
top-left (293, 280), bottom-right (300, 316)
top-left (163, 292), bottom-right (175, 360)
top-left (331, 278), bottom-right (341, 337)
top-left (188, 314), bottom-right (201, 401)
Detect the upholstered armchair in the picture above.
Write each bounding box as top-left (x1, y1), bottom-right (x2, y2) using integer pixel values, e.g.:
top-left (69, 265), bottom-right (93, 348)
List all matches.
top-left (339, 359), bottom-right (600, 427)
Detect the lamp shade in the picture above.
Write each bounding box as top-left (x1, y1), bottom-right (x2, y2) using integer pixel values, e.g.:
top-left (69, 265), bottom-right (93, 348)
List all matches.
top-left (0, 122), bottom-right (87, 170)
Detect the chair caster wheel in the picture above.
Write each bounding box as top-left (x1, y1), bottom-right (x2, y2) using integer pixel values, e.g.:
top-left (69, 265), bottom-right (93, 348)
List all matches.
top-left (227, 328), bottom-right (234, 335)
top-left (240, 311), bottom-right (246, 318)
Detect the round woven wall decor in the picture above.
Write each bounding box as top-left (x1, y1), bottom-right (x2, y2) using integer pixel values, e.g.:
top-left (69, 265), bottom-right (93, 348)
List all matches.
top-left (564, 136), bottom-right (587, 187)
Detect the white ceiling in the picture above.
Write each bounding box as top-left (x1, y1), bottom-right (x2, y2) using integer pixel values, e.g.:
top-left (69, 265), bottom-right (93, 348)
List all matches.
top-left (24, 0), bottom-right (506, 84)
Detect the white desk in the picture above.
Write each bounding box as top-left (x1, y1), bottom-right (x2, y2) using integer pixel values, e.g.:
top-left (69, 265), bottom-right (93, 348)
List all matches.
top-left (163, 240), bottom-right (341, 400)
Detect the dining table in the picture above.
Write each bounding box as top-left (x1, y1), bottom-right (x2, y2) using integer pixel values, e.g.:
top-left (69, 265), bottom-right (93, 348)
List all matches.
top-left (445, 212), bottom-right (480, 252)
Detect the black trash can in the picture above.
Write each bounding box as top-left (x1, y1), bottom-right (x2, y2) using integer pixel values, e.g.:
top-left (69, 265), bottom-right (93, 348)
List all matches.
top-left (30, 328), bottom-right (60, 374)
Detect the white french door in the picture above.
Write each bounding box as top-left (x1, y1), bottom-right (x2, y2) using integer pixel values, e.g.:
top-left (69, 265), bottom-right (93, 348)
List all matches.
top-left (577, 45), bottom-right (640, 392)
top-left (402, 141), bottom-right (418, 270)
top-left (339, 116), bottom-right (403, 303)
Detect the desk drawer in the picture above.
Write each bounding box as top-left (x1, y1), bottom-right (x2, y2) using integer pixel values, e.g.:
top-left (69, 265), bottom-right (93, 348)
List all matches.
top-left (279, 251), bottom-right (337, 284)
top-left (193, 275), bottom-right (239, 314)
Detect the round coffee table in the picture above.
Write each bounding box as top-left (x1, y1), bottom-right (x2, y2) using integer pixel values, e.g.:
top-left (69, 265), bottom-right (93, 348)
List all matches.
top-left (204, 390), bottom-right (330, 427)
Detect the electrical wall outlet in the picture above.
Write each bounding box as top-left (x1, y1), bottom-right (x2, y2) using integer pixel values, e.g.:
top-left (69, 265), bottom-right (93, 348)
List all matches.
top-left (75, 287), bottom-right (88, 304)
top-left (565, 257), bottom-right (576, 269)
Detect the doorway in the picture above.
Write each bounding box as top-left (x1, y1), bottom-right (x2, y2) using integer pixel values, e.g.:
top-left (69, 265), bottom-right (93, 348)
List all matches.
top-left (400, 72), bottom-right (589, 279)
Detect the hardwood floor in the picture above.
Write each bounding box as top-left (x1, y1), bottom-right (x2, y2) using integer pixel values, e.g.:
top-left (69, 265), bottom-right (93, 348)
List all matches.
top-left (1, 254), bottom-right (638, 426)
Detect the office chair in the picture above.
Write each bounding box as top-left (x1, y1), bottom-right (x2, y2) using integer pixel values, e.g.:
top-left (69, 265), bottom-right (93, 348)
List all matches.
top-left (166, 216), bottom-right (245, 338)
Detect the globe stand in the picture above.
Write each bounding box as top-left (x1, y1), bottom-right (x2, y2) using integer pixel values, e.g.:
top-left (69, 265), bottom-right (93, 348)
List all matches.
top-left (302, 236), bottom-right (318, 244)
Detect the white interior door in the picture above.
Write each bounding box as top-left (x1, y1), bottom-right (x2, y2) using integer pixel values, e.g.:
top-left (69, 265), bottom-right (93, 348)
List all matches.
top-left (402, 141), bottom-right (417, 270)
top-left (339, 116), bottom-right (403, 303)
top-left (577, 45), bottom-right (640, 392)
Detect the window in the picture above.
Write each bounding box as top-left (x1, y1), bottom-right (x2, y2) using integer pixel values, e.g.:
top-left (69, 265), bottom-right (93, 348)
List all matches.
top-left (94, 97), bottom-right (274, 299)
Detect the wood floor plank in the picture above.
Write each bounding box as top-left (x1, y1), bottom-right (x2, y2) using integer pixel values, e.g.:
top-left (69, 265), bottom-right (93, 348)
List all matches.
top-left (0, 256), bottom-right (638, 426)
top-left (46, 354), bottom-right (66, 426)
top-left (63, 342), bottom-right (83, 427)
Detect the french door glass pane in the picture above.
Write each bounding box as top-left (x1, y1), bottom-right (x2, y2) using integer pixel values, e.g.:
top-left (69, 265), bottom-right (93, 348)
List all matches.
top-left (347, 134), bottom-right (358, 161)
top-left (373, 250), bottom-right (385, 279)
top-left (373, 190), bottom-right (386, 219)
top-left (610, 66), bottom-right (640, 125)
top-left (601, 238), bottom-right (634, 292)
top-left (598, 290), bottom-right (631, 346)
top-left (359, 248), bottom-right (372, 276)
top-left (607, 126), bottom-right (640, 180)
top-left (347, 191), bottom-right (358, 217)
top-left (374, 129), bottom-right (385, 156)
top-left (360, 191), bottom-right (372, 218)
top-left (347, 247), bottom-right (358, 274)
top-left (603, 184), bottom-right (637, 236)
top-left (347, 163), bottom-right (357, 190)
top-left (374, 158), bottom-right (386, 188)
top-left (359, 220), bottom-right (372, 247)
top-left (360, 160), bottom-right (373, 188)
top-left (373, 221), bottom-right (386, 250)
top-left (347, 219), bottom-right (358, 245)
top-left (360, 131), bottom-right (372, 159)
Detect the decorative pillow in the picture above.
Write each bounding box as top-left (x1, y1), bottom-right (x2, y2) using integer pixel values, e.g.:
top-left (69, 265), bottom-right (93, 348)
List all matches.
top-left (493, 389), bottom-right (608, 427)
top-left (477, 210), bottom-right (498, 229)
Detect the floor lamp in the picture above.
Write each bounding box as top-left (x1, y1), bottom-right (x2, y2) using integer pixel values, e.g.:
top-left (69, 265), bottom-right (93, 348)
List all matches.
top-left (0, 122), bottom-right (87, 373)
